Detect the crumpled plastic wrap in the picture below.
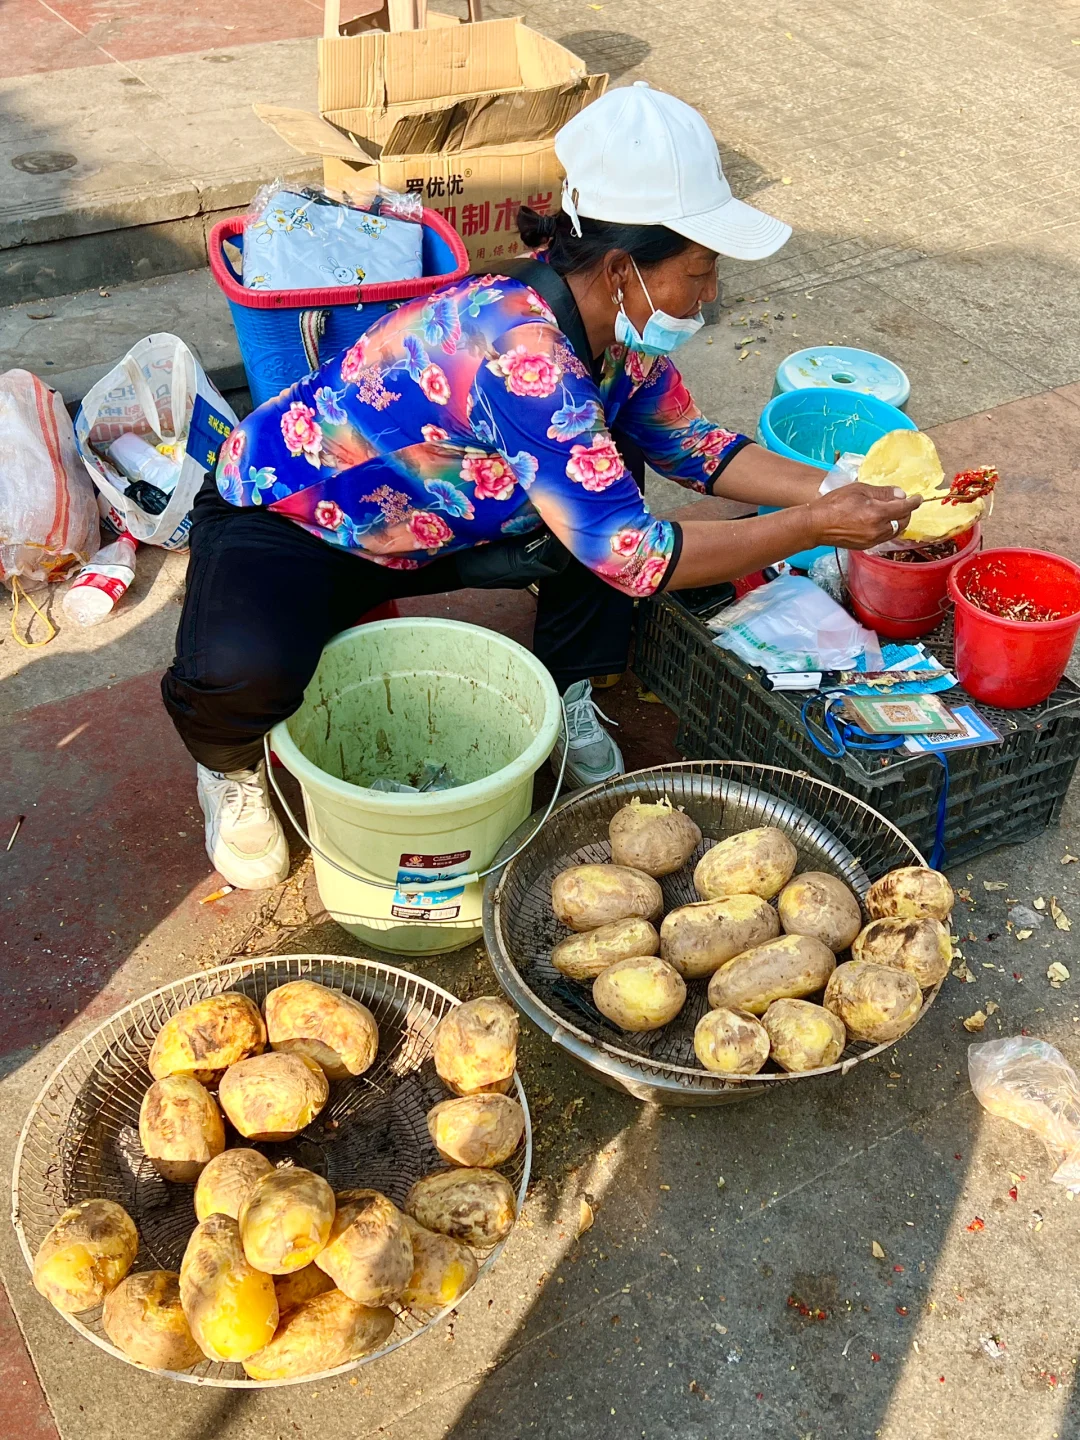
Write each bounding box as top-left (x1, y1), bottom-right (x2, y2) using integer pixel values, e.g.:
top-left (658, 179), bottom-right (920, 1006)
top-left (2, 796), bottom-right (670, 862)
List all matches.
top-left (968, 1036), bottom-right (1080, 1189)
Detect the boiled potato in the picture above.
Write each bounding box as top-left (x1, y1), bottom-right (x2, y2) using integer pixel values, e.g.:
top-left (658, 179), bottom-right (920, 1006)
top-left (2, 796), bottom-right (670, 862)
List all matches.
top-left (693, 827), bottom-right (798, 901)
top-left (401, 1215), bottom-right (478, 1308)
top-left (218, 1052), bottom-right (329, 1141)
top-left (432, 996), bottom-right (518, 1097)
top-left (427, 1094), bottom-right (525, 1168)
top-left (706, 934), bottom-right (836, 1016)
top-left (314, 1190), bottom-right (413, 1306)
top-left (179, 1214), bottom-right (278, 1362)
top-left (242, 1289), bottom-right (394, 1380)
top-left (33, 1199), bottom-right (138, 1313)
top-left (404, 1168), bottom-right (516, 1247)
top-left (239, 1167), bottom-right (336, 1275)
top-left (865, 866), bottom-right (954, 923)
top-left (550, 864), bottom-right (663, 932)
top-left (149, 993), bottom-right (265, 1084)
top-left (762, 998), bottom-right (847, 1073)
top-left (273, 1263), bottom-right (335, 1312)
top-left (102, 1270), bottom-right (203, 1372)
top-left (194, 1148), bottom-right (274, 1222)
top-left (608, 796), bottom-right (702, 877)
top-left (660, 895), bottom-right (780, 979)
top-left (551, 916), bottom-right (659, 981)
top-left (823, 960), bottom-right (922, 1043)
top-left (593, 956), bottom-right (686, 1032)
top-left (692, 1007), bottom-right (770, 1075)
top-left (852, 916), bottom-right (952, 989)
top-left (264, 980), bottom-right (378, 1080)
top-left (139, 1075), bottom-right (225, 1183)
top-left (778, 872), bottom-right (863, 952)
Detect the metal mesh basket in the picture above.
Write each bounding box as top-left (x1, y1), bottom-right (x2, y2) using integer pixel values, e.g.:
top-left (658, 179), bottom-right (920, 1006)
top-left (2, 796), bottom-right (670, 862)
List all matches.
top-left (11, 955), bottom-right (531, 1387)
top-left (483, 763), bottom-right (933, 1105)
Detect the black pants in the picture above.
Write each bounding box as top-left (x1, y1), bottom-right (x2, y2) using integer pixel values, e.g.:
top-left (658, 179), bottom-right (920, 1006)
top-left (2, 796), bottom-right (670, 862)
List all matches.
top-left (162, 476), bottom-right (638, 773)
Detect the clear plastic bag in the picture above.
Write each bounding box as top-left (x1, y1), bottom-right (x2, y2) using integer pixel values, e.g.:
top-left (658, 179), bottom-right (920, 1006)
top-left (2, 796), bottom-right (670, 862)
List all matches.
top-left (707, 573), bottom-right (882, 673)
top-left (241, 180), bottom-right (424, 292)
top-left (968, 1037), bottom-right (1080, 1189)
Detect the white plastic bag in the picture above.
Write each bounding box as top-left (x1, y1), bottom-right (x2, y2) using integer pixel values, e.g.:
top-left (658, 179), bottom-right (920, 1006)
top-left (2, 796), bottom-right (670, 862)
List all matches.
top-left (75, 334), bottom-right (237, 549)
top-left (0, 369), bottom-right (99, 586)
top-left (708, 573), bottom-right (882, 673)
top-left (969, 1037), bottom-right (1080, 1189)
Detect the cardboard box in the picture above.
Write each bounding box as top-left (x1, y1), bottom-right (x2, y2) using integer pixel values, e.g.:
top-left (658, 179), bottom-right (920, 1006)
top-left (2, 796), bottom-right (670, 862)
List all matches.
top-left (255, 17), bottom-right (607, 268)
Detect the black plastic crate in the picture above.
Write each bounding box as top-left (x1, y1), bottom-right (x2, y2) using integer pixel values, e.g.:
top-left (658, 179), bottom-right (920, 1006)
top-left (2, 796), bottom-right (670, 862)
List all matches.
top-left (634, 591), bottom-right (1080, 864)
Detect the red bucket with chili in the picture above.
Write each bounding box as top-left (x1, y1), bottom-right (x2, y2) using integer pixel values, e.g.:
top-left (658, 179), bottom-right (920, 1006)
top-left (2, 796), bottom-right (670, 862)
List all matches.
top-left (947, 548), bottom-right (1080, 708)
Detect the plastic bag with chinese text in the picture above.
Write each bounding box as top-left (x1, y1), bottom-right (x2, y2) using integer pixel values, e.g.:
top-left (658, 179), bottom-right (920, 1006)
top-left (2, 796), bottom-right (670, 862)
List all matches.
top-left (707, 572), bottom-right (882, 673)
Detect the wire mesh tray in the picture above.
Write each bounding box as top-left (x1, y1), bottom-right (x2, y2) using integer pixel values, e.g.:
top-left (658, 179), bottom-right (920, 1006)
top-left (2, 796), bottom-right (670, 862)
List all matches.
top-left (483, 762), bottom-right (934, 1105)
top-left (11, 954), bottom-right (531, 1387)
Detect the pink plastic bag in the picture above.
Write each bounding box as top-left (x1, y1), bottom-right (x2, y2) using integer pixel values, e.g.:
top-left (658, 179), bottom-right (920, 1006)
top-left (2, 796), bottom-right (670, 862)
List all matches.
top-left (0, 370), bottom-right (98, 586)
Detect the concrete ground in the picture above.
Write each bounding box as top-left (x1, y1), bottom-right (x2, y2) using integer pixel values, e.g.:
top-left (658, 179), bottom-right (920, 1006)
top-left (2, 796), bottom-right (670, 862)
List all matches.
top-left (3, 0), bottom-right (1080, 1437)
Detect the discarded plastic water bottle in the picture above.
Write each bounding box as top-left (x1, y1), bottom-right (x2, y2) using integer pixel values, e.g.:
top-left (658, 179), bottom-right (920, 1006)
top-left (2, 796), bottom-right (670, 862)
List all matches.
top-left (62, 532), bottom-right (137, 626)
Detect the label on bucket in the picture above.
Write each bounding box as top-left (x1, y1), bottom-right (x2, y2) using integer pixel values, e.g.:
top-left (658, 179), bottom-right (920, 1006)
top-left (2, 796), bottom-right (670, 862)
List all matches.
top-left (391, 849), bottom-right (472, 921)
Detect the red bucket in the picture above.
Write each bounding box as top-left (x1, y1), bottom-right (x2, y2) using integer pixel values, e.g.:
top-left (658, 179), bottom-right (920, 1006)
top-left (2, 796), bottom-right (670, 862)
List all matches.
top-left (947, 548), bottom-right (1080, 708)
top-left (847, 526), bottom-right (980, 640)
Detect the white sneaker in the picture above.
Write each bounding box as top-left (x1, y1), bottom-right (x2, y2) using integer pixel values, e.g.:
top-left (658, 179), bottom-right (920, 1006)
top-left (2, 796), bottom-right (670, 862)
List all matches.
top-left (551, 679), bottom-right (625, 789)
top-left (196, 762), bottom-right (290, 890)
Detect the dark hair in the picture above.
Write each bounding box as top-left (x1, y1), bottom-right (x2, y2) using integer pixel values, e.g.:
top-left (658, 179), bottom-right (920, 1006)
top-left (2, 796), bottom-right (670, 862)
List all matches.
top-left (516, 206), bottom-right (691, 276)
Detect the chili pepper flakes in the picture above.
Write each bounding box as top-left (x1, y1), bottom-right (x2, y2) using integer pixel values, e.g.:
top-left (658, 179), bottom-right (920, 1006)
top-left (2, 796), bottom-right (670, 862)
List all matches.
top-left (945, 465), bottom-right (999, 506)
top-left (966, 1217), bottom-right (985, 1232)
top-left (871, 1352), bottom-right (881, 1362)
top-left (1008, 1185), bottom-right (1019, 1202)
top-left (960, 557), bottom-right (1065, 622)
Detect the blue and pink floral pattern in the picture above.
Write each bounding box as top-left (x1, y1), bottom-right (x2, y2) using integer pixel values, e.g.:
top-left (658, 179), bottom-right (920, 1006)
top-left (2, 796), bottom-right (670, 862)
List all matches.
top-left (217, 274), bottom-right (748, 596)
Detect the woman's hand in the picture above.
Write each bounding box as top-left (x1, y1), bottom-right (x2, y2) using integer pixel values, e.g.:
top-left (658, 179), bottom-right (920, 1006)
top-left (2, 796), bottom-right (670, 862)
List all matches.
top-left (807, 483), bottom-right (921, 550)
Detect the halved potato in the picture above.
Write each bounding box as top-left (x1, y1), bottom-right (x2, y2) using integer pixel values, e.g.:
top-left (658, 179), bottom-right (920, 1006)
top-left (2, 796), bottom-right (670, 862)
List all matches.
top-left (693, 1007), bottom-right (770, 1075)
top-left (661, 895), bottom-right (780, 979)
top-left (762, 998), bottom-right (847, 1072)
top-left (608, 797), bottom-right (702, 877)
top-left (264, 980), bottom-right (378, 1080)
top-left (432, 996), bottom-right (518, 1097)
top-left (551, 917), bottom-right (659, 981)
top-left (33, 1199), bottom-right (138, 1314)
top-left (551, 864), bottom-right (664, 932)
top-left (139, 1075), bottom-right (225, 1184)
top-left (778, 872), bottom-right (863, 953)
top-left (218, 1052), bottom-right (329, 1141)
top-left (148, 993), bottom-right (265, 1084)
top-left (427, 1094), bottom-right (525, 1168)
top-left (852, 916), bottom-right (952, 988)
top-left (693, 828), bottom-right (797, 901)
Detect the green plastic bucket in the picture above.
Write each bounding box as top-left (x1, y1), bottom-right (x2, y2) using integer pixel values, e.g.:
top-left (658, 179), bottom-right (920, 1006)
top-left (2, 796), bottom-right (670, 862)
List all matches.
top-left (270, 618), bottom-right (561, 955)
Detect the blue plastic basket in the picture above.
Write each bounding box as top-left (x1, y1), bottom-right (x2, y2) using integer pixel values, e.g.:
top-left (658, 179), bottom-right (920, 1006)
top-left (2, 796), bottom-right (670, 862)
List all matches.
top-left (209, 210), bottom-right (470, 407)
top-left (755, 387), bottom-right (918, 568)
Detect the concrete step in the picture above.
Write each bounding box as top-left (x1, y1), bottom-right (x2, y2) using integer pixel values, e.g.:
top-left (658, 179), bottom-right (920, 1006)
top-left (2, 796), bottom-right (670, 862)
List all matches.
top-left (1, 38), bottom-right (320, 305)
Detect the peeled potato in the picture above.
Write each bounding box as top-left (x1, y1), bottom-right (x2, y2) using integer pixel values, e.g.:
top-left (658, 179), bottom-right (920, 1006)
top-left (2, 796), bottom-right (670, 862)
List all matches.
top-left (694, 828), bottom-right (797, 901)
top-left (778, 872), bottom-right (863, 952)
top-left (401, 1215), bottom-right (478, 1308)
top-left (551, 864), bottom-right (663, 932)
top-left (239, 1167), bottom-right (336, 1275)
top-left (608, 796), bottom-right (702, 877)
top-left (242, 1289), bottom-right (394, 1380)
top-left (274, 1263), bottom-right (335, 1311)
top-left (179, 1214), bottom-right (278, 1362)
top-left (102, 1270), bottom-right (203, 1372)
top-left (405, 1168), bottom-right (516, 1248)
top-left (427, 1094), bottom-right (525, 1168)
top-left (593, 955), bottom-right (686, 1032)
top-left (552, 916), bottom-right (659, 981)
top-left (866, 867), bottom-right (954, 923)
top-left (314, 1190), bottom-right (413, 1306)
top-left (707, 934), bottom-right (836, 1016)
top-left (762, 998), bottom-right (847, 1072)
top-left (195, 1149), bottom-right (275, 1223)
top-left (693, 1007), bottom-right (770, 1075)
top-left (432, 996), bottom-right (518, 1097)
top-left (858, 429), bottom-right (984, 542)
top-left (139, 1075), bottom-right (225, 1184)
top-left (218, 1052), bottom-right (329, 1141)
top-left (823, 960), bottom-right (922, 1043)
top-left (264, 980), bottom-right (378, 1080)
top-left (149, 993), bottom-right (265, 1084)
top-left (33, 1199), bottom-right (138, 1314)
top-left (852, 916), bottom-right (952, 988)
top-left (660, 894), bottom-right (780, 979)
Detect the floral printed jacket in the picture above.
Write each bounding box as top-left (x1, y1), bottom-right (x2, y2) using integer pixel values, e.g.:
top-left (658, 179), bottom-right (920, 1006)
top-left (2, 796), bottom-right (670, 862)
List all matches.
top-left (217, 270), bottom-right (750, 597)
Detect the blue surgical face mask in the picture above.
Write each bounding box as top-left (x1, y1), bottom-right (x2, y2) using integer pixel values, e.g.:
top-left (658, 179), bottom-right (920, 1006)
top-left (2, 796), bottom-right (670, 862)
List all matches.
top-left (614, 258), bottom-right (705, 356)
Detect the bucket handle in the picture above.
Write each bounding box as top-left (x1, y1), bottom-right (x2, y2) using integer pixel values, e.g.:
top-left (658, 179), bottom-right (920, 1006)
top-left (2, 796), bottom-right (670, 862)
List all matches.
top-left (263, 700), bottom-right (570, 891)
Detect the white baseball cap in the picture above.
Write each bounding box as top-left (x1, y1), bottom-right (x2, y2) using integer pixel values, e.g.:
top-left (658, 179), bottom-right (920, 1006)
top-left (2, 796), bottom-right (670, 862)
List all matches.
top-left (555, 82), bottom-right (791, 261)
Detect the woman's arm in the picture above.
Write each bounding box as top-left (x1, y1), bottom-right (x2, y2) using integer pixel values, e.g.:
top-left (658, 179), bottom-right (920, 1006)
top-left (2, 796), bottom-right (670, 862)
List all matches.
top-left (706, 440), bottom-right (826, 508)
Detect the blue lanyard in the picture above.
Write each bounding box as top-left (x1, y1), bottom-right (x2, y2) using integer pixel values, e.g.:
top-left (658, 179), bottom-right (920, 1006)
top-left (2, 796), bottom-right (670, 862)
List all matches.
top-left (800, 693), bottom-right (950, 869)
